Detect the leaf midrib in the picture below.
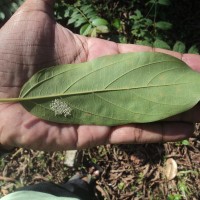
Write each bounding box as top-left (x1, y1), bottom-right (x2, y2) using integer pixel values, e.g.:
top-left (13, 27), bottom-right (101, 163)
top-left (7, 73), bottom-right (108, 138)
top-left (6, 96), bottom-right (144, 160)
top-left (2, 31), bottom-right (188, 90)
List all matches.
top-left (2, 81), bottom-right (190, 103)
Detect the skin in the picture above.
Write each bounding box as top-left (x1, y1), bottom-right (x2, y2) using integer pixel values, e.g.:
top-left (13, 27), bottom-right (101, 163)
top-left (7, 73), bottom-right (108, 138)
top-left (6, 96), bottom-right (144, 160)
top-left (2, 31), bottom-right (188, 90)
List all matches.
top-left (0, 0), bottom-right (200, 151)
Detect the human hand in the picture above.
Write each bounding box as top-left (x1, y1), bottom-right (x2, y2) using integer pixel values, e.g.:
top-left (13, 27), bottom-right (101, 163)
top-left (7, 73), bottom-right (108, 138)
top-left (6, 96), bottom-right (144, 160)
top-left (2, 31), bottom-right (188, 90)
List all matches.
top-left (0, 0), bottom-right (200, 151)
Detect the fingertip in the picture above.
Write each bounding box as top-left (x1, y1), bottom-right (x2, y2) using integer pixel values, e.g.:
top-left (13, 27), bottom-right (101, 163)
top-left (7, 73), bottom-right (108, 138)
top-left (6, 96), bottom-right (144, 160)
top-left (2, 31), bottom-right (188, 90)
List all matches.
top-left (25, 0), bottom-right (55, 6)
top-left (162, 122), bottom-right (194, 142)
top-left (108, 122), bottom-right (194, 144)
top-left (41, 0), bottom-right (55, 7)
top-left (182, 54), bottom-right (200, 72)
top-left (16, 0), bottom-right (55, 16)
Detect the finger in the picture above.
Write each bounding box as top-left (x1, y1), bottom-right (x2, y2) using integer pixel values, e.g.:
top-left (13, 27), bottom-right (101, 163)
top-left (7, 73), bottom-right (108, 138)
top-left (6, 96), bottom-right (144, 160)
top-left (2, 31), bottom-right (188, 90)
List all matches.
top-left (182, 54), bottom-right (200, 72)
top-left (86, 38), bottom-right (200, 71)
top-left (107, 122), bottom-right (193, 144)
top-left (118, 44), bottom-right (200, 71)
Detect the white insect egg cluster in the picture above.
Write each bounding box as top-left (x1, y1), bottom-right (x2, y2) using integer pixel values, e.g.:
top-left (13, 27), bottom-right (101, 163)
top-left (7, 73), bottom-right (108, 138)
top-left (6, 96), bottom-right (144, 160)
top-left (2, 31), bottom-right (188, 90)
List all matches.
top-left (50, 99), bottom-right (72, 117)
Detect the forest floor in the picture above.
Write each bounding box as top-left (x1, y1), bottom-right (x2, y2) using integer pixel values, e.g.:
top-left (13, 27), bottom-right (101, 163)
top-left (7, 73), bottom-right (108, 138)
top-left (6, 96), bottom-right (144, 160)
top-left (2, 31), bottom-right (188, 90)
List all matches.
top-left (0, 125), bottom-right (199, 200)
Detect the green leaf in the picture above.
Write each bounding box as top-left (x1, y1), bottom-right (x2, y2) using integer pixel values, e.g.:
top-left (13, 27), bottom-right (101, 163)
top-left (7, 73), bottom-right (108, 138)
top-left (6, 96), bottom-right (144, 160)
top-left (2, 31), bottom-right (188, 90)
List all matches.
top-left (0, 12), bottom-right (5, 20)
top-left (110, 35), bottom-right (127, 43)
top-left (188, 45), bottom-right (199, 54)
top-left (79, 24), bottom-right (92, 36)
top-left (1, 52), bottom-right (199, 126)
top-left (16, 0), bottom-right (24, 5)
top-left (10, 2), bottom-right (19, 13)
top-left (92, 18), bottom-right (109, 26)
top-left (158, 0), bottom-right (171, 6)
top-left (167, 194), bottom-right (182, 200)
top-left (145, 19), bottom-right (153, 26)
top-left (134, 10), bottom-right (143, 18)
top-left (67, 18), bottom-right (77, 25)
top-left (64, 8), bottom-right (73, 18)
top-left (1, 5), bottom-right (12, 19)
top-left (118, 35), bottom-right (127, 43)
top-left (87, 12), bottom-right (98, 19)
top-left (112, 18), bottom-right (122, 30)
top-left (71, 11), bottom-right (80, 18)
top-left (81, 5), bottom-right (92, 13)
top-left (181, 139), bottom-right (190, 146)
top-left (74, 18), bottom-right (87, 28)
top-left (136, 40), bottom-right (152, 47)
top-left (96, 25), bottom-right (109, 33)
top-left (81, 6), bottom-right (94, 15)
top-left (91, 28), bottom-right (97, 37)
top-left (173, 41), bottom-right (186, 53)
top-left (153, 39), bottom-right (171, 50)
top-left (155, 21), bottom-right (172, 30)
top-left (118, 182), bottom-right (125, 190)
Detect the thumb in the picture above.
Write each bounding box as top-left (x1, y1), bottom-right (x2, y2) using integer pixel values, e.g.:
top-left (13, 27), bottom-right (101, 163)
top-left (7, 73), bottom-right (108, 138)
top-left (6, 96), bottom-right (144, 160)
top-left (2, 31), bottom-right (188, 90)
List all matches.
top-left (14, 0), bottom-right (55, 17)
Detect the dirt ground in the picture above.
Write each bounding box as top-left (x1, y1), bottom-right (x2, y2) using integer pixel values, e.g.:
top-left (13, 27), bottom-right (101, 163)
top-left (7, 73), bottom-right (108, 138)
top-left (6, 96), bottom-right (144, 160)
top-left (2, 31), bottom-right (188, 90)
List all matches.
top-left (0, 124), bottom-right (199, 200)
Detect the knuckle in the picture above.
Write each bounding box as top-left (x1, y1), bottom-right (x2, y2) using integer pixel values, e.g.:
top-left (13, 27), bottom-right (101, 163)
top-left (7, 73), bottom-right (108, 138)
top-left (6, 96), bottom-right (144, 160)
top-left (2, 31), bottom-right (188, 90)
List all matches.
top-left (132, 125), bottom-right (144, 143)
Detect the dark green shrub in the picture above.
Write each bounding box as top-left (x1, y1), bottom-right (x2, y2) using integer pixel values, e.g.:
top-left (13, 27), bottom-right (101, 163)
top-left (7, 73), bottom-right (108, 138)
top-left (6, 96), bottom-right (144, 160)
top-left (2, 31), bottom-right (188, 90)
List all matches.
top-left (0, 0), bottom-right (24, 21)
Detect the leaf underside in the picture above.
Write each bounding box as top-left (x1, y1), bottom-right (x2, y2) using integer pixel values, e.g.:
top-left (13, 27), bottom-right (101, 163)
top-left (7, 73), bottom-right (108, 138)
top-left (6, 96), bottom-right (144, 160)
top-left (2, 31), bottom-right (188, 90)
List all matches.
top-left (19, 52), bottom-right (200, 126)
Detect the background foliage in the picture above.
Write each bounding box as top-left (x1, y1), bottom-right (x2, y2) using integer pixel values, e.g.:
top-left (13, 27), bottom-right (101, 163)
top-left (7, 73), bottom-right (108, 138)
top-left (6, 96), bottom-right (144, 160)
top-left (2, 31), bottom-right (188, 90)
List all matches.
top-left (0, 0), bottom-right (24, 21)
top-left (0, 0), bottom-right (200, 54)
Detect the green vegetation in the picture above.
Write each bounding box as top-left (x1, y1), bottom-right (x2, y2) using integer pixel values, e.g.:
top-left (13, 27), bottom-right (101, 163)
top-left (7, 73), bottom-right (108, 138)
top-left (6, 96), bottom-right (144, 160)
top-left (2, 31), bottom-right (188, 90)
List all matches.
top-left (54, 0), bottom-right (200, 53)
top-left (0, 0), bottom-right (24, 21)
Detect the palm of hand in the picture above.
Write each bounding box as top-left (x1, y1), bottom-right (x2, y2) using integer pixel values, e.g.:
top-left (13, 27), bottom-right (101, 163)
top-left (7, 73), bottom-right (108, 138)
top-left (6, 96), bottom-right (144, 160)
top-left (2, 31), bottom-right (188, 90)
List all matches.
top-left (0, 0), bottom-right (196, 151)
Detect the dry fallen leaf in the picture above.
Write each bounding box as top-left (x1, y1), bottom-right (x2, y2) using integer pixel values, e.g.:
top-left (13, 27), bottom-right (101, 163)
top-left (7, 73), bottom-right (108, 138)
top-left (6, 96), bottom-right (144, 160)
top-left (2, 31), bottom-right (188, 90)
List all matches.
top-left (64, 150), bottom-right (78, 167)
top-left (1, 189), bottom-right (9, 196)
top-left (164, 158), bottom-right (178, 180)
